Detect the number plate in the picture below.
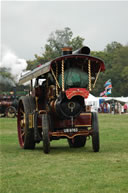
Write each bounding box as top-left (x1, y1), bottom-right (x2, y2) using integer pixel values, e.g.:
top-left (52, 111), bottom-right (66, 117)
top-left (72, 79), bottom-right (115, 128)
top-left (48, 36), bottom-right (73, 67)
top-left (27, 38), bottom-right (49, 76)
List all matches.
top-left (64, 128), bottom-right (78, 133)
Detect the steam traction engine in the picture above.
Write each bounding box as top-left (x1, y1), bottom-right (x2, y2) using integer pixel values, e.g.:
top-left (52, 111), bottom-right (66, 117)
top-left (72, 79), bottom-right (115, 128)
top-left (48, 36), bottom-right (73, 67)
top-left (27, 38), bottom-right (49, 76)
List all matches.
top-left (17, 46), bottom-right (105, 153)
top-left (0, 94), bottom-right (18, 118)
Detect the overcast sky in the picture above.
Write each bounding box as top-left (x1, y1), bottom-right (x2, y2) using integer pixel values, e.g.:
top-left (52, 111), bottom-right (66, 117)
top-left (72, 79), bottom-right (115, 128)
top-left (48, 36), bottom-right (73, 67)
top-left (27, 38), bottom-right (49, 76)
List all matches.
top-left (1, 1), bottom-right (128, 60)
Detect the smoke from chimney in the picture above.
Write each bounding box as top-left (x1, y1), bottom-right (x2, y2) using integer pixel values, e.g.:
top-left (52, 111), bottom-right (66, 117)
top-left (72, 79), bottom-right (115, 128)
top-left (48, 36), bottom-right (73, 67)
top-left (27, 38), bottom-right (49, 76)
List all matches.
top-left (0, 75), bottom-right (16, 87)
top-left (0, 47), bottom-right (27, 83)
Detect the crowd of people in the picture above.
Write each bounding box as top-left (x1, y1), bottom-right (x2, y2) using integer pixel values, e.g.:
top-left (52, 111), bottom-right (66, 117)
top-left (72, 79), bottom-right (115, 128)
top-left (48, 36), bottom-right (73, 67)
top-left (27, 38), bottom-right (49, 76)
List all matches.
top-left (99, 102), bottom-right (128, 114)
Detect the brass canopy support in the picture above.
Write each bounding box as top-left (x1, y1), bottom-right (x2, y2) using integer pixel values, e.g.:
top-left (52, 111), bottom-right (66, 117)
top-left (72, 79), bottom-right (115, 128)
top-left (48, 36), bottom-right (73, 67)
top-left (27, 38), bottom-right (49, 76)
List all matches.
top-left (56, 62), bottom-right (59, 96)
top-left (35, 97), bottom-right (38, 111)
top-left (62, 60), bottom-right (65, 92)
top-left (93, 67), bottom-right (101, 89)
top-left (88, 60), bottom-right (91, 91)
top-left (51, 67), bottom-right (60, 89)
top-left (30, 80), bottom-right (33, 93)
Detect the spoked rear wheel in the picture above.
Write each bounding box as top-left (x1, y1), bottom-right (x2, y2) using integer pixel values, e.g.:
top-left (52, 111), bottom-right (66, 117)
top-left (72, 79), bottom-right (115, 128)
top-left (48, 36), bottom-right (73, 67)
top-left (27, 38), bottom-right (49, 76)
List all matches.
top-left (91, 112), bottom-right (100, 152)
top-left (68, 136), bottom-right (86, 148)
top-left (42, 114), bottom-right (50, 154)
top-left (17, 96), bottom-right (35, 149)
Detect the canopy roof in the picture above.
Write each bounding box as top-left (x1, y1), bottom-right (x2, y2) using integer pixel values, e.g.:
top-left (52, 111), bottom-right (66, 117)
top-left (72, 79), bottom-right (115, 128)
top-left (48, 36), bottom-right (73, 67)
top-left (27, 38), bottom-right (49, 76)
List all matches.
top-left (104, 97), bottom-right (128, 104)
top-left (19, 54), bottom-right (105, 85)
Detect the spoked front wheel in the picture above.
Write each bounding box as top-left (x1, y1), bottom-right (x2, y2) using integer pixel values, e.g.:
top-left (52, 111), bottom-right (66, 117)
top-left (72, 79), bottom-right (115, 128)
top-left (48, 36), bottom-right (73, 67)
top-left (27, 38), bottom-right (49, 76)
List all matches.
top-left (91, 112), bottom-right (100, 152)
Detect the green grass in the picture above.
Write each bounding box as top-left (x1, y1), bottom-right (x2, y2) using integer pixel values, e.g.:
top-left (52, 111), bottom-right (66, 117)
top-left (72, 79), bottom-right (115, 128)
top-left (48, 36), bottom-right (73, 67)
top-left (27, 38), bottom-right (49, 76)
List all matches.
top-left (0, 114), bottom-right (128, 193)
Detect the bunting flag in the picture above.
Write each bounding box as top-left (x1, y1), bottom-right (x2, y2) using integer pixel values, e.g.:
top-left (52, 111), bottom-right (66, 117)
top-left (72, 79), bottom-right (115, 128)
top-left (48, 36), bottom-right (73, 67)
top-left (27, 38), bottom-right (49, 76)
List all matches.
top-left (104, 79), bottom-right (112, 87)
top-left (100, 91), bottom-right (106, 97)
top-left (106, 89), bottom-right (112, 95)
top-left (105, 84), bottom-right (112, 91)
top-left (100, 79), bottom-right (112, 97)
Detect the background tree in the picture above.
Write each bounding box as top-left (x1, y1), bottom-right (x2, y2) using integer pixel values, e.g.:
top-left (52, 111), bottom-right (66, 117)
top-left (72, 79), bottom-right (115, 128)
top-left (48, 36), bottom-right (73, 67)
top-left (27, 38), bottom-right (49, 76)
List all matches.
top-left (27, 27), bottom-right (85, 70)
top-left (92, 42), bottom-right (128, 97)
top-left (26, 59), bottom-right (40, 71)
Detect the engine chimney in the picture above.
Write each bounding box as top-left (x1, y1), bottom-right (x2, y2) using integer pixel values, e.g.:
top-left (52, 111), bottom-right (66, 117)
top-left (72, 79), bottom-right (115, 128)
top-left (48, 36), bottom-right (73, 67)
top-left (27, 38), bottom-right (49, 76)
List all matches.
top-left (62, 47), bottom-right (72, 55)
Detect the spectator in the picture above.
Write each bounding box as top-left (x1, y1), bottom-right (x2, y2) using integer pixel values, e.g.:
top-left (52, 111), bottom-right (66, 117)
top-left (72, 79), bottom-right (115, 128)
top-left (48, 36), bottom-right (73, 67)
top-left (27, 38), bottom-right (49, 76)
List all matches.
top-left (124, 104), bottom-right (127, 113)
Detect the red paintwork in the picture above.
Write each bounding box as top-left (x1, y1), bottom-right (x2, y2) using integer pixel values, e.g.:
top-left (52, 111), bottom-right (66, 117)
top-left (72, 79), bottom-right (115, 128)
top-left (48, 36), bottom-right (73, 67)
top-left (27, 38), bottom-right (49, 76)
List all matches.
top-left (37, 113), bottom-right (91, 129)
top-left (65, 88), bottom-right (89, 99)
top-left (53, 113), bottom-right (91, 129)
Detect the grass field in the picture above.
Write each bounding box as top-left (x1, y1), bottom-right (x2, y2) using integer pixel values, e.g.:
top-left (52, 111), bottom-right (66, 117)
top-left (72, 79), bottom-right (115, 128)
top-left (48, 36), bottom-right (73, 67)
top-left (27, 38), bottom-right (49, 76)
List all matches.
top-left (0, 114), bottom-right (128, 193)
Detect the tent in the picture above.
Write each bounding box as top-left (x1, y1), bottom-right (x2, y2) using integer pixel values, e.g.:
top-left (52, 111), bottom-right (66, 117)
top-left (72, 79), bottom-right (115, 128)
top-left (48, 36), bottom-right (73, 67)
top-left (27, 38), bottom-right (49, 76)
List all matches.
top-left (104, 97), bottom-right (128, 104)
top-left (85, 94), bottom-right (99, 112)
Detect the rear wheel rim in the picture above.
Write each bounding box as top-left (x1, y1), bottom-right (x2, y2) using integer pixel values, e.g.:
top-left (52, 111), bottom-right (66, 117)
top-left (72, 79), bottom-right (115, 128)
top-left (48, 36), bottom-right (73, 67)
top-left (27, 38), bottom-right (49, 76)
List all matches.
top-left (17, 104), bottom-right (25, 148)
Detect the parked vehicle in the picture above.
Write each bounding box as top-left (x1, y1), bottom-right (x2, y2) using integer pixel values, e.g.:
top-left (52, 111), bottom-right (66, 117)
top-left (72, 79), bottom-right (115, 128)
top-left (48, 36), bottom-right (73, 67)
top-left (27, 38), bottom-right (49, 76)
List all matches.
top-left (0, 95), bottom-right (18, 118)
top-left (17, 46), bottom-right (105, 153)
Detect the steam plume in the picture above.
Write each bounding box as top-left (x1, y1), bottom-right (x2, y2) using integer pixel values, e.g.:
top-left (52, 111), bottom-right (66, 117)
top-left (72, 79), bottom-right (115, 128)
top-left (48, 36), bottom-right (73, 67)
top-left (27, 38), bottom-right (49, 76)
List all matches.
top-left (0, 75), bottom-right (16, 87)
top-left (0, 47), bottom-right (27, 82)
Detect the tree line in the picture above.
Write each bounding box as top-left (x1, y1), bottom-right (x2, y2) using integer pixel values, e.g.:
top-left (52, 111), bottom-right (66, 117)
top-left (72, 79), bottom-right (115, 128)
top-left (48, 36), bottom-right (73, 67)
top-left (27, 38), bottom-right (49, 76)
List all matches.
top-left (0, 27), bottom-right (128, 97)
